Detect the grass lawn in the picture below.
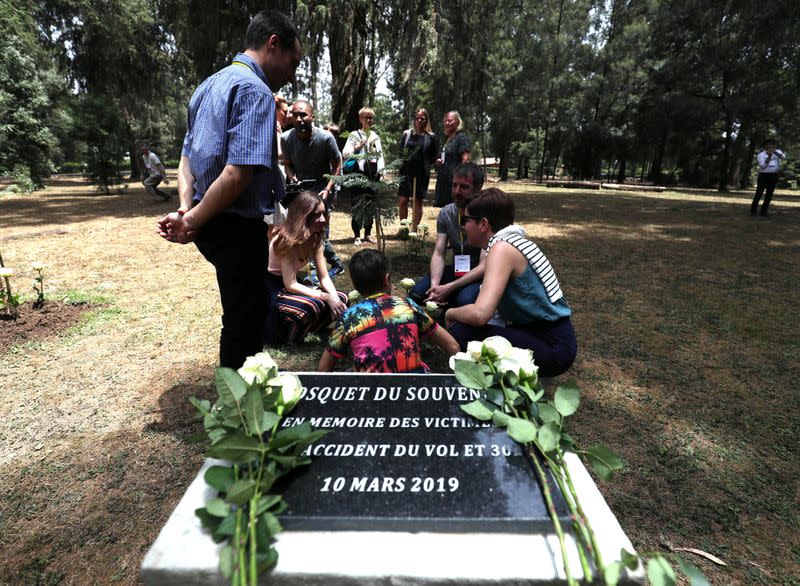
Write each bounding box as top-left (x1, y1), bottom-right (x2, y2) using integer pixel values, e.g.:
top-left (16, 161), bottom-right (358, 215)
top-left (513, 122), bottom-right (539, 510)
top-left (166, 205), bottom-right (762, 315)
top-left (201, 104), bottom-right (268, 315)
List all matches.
top-left (1, 175), bottom-right (798, 584)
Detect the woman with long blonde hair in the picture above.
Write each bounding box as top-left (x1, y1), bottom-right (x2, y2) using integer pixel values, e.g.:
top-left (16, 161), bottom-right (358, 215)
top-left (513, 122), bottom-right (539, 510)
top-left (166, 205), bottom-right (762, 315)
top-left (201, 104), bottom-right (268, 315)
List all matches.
top-left (266, 191), bottom-right (348, 344)
top-left (398, 108), bottom-right (440, 230)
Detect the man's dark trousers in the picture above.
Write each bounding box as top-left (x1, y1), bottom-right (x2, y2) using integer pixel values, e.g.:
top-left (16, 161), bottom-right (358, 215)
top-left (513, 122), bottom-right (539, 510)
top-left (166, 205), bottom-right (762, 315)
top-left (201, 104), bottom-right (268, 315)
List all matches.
top-left (195, 214), bottom-right (270, 368)
top-left (751, 172), bottom-right (778, 215)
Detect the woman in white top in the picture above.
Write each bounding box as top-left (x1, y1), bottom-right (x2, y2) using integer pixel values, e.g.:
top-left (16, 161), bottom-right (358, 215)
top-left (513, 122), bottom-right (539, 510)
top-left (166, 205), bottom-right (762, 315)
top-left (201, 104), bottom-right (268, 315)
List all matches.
top-left (343, 107), bottom-right (385, 245)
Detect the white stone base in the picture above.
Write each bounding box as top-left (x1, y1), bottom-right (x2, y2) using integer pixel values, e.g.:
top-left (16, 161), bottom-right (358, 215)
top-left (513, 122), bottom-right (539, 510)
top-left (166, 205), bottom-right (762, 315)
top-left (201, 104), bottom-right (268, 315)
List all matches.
top-left (142, 453), bottom-right (643, 585)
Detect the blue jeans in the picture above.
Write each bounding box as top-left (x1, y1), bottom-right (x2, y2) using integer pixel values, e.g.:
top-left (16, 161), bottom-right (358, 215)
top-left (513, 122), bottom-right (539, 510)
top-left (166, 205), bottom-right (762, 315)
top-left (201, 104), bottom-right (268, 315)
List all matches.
top-left (409, 265), bottom-right (481, 308)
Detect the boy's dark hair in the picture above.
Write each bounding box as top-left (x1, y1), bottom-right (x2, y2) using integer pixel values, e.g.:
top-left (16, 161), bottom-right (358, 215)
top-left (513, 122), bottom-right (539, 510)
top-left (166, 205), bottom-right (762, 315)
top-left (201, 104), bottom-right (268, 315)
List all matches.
top-left (246, 10), bottom-right (298, 51)
top-left (467, 188), bottom-right (515, 232)
top-left (349, 249), bottom-right (389, 296)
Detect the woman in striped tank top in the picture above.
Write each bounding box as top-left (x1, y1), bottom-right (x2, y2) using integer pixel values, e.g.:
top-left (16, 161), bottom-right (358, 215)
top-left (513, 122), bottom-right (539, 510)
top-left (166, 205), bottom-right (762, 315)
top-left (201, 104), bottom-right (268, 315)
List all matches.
top-left (444, 188), bottom-right (577, 377)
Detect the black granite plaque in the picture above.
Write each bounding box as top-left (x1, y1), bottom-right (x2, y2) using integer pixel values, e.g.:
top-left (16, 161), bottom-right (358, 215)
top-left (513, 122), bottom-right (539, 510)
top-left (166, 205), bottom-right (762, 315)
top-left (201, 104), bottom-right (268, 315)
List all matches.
top-left (278, 373), bottom-right (569, 533)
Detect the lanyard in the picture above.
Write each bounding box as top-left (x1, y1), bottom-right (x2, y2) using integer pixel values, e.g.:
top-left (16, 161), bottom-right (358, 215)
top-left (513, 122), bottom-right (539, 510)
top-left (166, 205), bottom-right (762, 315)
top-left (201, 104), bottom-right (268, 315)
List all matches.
top-left (457, 209), bottom-right (465, 254)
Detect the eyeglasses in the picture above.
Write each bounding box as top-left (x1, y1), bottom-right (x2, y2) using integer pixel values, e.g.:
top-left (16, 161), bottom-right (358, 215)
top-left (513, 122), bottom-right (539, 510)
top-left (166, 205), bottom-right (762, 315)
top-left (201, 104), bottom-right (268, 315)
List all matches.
top-left (460, 215), bottom-right (481, 226)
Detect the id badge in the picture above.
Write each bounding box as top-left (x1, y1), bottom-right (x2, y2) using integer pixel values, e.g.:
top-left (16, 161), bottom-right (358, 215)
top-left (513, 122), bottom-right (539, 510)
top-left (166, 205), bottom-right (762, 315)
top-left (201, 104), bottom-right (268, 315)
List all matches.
top-left (454, 254), bottom-right (471, 277)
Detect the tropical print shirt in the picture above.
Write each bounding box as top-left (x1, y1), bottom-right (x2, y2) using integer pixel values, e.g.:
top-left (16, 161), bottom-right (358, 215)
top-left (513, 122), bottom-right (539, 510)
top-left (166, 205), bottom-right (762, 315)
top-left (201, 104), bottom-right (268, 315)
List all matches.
top-left (326, 294), bottom-right (438, 373)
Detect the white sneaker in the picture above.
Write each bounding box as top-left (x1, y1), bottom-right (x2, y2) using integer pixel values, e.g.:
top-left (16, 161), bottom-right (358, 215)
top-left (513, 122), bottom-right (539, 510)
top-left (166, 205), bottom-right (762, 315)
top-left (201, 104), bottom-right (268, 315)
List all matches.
top-left (354, 237), bottom-right (362, 246)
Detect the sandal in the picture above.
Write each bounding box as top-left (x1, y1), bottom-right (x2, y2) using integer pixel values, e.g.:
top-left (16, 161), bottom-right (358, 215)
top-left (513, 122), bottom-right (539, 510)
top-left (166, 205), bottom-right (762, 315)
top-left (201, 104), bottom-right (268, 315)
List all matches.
top-left (364, 235), bottom-right (377, 243)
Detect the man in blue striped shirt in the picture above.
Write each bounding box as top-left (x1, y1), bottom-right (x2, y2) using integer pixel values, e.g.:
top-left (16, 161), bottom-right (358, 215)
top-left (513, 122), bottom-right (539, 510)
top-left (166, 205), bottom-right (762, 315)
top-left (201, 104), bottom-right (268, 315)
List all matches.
top-left (157, 10), bottom-right (301, 368)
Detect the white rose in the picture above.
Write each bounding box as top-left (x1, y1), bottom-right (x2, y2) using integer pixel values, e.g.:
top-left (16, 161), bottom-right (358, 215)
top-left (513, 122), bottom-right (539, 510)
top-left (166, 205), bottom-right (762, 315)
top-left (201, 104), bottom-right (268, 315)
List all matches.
top-left (400, 278), bottom-right (415, 290)
top-left (31, 262), bottom-right (46, 271)
top-left (448, 351), bottom-right (474, 370)
top-left (0, 267), bottom-right (14, 278)
top-left (237, 351), bottom-right (277, 385)
top-left (482, 336), bottom-right (513, 360)
top-left (498, 356), bottom-right (521, 376)
top-left (275, 373), bottom-right (304, 409)
top-left (425, 301), bottom-right (439, 313)
top-left (509, 347), bottom-right (538, 379)
top-left (400, 219), bottom-right (409, 226)
top-left (348, 290), bottom-right (361, 303)
top-left (407, 232), bottom-right (418, 238)
top-left (466, 340), bottom-right (484, 361)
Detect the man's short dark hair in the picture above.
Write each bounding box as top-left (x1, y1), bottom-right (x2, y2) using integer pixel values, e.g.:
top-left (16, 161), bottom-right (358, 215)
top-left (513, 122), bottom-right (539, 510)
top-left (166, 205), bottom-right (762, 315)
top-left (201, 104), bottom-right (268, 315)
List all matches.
top-left (246, 10), bottom-right (298, 51)
top-left (350, 249), bottom-right (389, 296)
top-left (763, 137), bottom-right (777, 147)
top-left (467, 188), bottom-right (515, 232)
top-left (453, 161), bottom-right (485, 191)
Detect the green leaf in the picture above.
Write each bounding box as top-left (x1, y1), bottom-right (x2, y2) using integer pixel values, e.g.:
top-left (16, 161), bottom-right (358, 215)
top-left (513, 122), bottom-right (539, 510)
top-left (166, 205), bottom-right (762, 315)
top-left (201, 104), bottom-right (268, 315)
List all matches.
top-left (603, 561), bottom-right (622, 585)
top-left (507, 417), bottom-right (538, 443)
top-left (583, 445), bottom-right (625, 481)
top-left (554, 383), bottom-right (580, 416)
top-left (207, 428), bottom-right (228, 445)
top-left (538, 403), bottom-right (561, 424)
top-left (213, 512), bottom-right (237, 538)
top-left (647, 555), bottom-right (677, 586)
top-left (226, 479), bottom-right (257, 505)
top-left (263, 512), bottom-right (283, 536)
top-left (195, 507), bottom-right (222, 533)
top-left (537, 422), bottom-right (561, 453)
top-left (460, 399), bottom-right (495, 421)
top-left (559, 432), bottom-right (577, 451)
top-left (261, 411), bottom-right (281, 433)
top-left (207, 432), bottom-right (264, 462)
top-left (484, 387), bottom-right (504, 407)
top-left (621, 548), bottom-right (639, 570)
top-left (205, 497), bottom-right (230, 517)
top-left (256, 548), bottom-right (279, 572)
top-left (204, 465), bottom-right (235, 493)
top-left (219, 544), bottom-right (235, 578)
top-left (453, 359), bottom-right (488, 390)
top-left (284, 429), bottom-right (329, 457)
top-left (215, 367), bottom-right (247, 408)
top-left (256, 494), bottom-right (283, 515)
top-left (270, 455), bottom-right (298, 467)
top-left (271, 422), bottom-right (314, 449)
top-left (189, 396), bottom-right (212, 417)
top-left (492, 410), bottom-right (511, 427)
top-left (677, 558), bottom-right (710, 586)
top-left (242, 387), bottom-right (266, 436)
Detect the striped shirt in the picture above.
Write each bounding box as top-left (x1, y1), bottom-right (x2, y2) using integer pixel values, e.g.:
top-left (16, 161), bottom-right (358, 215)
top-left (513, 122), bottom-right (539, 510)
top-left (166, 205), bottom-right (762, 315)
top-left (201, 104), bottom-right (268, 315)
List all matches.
top-left (181, 53), bottom-right (285, 219)
top-left (488, 230), bottom-right (563, 303)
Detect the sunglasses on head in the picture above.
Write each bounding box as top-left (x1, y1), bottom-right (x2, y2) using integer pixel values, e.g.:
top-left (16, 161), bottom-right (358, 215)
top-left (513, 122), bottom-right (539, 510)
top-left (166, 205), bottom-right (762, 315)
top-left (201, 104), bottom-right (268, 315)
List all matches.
top-left (460, 214), bottom-right (481, 226)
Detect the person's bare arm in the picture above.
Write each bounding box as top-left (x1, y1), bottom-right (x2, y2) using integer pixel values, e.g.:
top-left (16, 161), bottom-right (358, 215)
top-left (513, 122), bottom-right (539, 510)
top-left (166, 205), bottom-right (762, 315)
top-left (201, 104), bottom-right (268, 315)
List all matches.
top-left (177, 156), bottom-right (194, 211)
top-left (445, 242), bottom-right (516, 327)
top-left (427, 233), bottom-right (449, 290)
top-left (427, 324), bottom-right (459, 357)
top-left (427, 248), bottom-right (487, 302)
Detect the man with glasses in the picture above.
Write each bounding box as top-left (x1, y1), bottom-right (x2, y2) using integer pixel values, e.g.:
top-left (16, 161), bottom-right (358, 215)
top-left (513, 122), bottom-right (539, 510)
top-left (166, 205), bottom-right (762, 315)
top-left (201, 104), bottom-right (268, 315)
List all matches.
top-left (282, 100), bottom-right (346, 281)
top-left (410, 161), bottom-right (486, 309)
top-left (156, 10), bottom-right (301, 368)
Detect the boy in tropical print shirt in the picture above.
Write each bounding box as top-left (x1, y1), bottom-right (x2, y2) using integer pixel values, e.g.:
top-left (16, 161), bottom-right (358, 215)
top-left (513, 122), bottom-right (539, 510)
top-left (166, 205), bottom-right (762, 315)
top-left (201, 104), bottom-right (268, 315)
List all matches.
top-left (319, 249), bottom-right (459, 373)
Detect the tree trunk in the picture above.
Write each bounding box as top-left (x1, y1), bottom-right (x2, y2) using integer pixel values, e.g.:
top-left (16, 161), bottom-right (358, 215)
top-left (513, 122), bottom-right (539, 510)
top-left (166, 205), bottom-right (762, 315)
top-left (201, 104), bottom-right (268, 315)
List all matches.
top-left (727, 115), bottom-right (752, 187)
top-left (499, 145), bottom-right (509, 181)
top-left (742, 135), bottom-right (757, 188)
top-left (328, 1), bottom-right (368, 130)
top-left (616, 156), bottom-right (627, 183)
top-left (648, 130), bottom-right (667, 184)
top-left (538, 0), bottom-right (565, 181)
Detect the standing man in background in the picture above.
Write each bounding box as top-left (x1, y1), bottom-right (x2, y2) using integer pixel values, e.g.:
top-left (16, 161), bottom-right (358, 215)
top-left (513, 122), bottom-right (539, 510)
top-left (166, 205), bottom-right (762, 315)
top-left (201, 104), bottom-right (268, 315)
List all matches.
top-left (140, 143), bottom-right (171, 201)
top-left (157, 10), bottom-right (301, 368)
top-left (751, 138), bottom-right (787, 217)
top-left (282, 100), bottom-right (346, 280)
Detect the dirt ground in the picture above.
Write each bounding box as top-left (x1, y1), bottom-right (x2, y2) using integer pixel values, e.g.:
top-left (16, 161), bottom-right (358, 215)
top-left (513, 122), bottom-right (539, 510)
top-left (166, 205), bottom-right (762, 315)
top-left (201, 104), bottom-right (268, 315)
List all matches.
top-left (0, 175), bottom-right (798, 585)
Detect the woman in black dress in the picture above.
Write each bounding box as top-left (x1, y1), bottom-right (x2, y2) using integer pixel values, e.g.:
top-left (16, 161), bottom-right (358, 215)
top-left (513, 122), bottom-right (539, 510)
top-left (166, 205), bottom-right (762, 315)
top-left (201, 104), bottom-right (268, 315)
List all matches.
top-left (397, 108), bottom-right (440, 230)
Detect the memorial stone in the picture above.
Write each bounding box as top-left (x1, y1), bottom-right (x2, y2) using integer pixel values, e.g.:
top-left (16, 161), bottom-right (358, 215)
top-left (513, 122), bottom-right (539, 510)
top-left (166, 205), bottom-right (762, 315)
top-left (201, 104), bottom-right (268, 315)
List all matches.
top-left (277, 373), bottom-right (569, 532)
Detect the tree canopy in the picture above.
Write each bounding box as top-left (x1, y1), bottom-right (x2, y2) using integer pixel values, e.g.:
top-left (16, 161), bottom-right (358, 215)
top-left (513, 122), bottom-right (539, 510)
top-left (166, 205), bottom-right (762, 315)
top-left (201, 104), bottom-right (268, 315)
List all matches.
top-left (3, 0), bottom-right (798, 191)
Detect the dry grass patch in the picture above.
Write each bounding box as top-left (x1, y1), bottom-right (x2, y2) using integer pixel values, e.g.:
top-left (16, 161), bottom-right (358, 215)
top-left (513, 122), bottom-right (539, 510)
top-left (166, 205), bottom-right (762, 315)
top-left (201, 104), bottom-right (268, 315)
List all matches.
top-left (1, 175), bottom-right (798, 584)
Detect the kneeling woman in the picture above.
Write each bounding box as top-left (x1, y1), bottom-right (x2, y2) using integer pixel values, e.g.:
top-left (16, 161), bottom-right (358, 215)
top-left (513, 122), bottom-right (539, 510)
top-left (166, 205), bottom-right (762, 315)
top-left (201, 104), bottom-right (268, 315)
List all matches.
top-left (267, 191), bottom-right (348, 344)
top-left (444, 189), bottom-right (577, 376)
